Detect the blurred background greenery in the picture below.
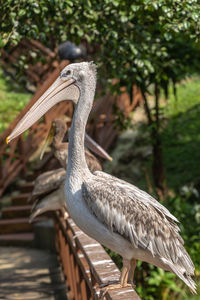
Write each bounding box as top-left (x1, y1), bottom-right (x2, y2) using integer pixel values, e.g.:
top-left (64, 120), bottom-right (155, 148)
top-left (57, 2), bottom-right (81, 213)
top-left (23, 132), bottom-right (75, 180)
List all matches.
top-left (0, 69), bottom-right (30, 133)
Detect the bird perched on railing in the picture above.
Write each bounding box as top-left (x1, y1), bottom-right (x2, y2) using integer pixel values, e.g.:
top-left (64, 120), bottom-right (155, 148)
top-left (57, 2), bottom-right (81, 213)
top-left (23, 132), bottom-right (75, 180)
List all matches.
top-left (29, 119), bottom-right (112, 222)
top-left (7, 62), bottom-right (196, 295)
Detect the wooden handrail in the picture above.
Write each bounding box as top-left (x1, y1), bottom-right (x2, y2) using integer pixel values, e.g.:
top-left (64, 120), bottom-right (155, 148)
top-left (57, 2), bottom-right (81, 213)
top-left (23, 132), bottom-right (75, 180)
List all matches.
top-left (54, 212), bottom-right (141, 300)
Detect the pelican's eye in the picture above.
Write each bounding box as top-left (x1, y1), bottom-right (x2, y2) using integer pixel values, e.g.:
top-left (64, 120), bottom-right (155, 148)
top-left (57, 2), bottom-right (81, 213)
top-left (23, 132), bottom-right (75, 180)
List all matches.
top-left (65, 70), bottom-right (71, 76)
top-left (60, 69), bottom-right (72, 78)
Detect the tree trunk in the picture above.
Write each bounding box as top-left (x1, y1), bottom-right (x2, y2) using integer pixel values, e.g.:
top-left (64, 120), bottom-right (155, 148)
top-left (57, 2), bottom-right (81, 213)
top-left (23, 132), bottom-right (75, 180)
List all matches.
top-left (152, 84), bottom-right (167, 199)
top-left (152, 128), bottom-right (167, 199)
top-left (141, 86), bottom-right (167, 200)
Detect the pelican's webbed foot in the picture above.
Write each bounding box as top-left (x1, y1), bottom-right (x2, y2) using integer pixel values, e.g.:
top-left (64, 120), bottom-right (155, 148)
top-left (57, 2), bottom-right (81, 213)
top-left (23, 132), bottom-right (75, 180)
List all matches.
top-left (98, 281), bottom-right (134, 299)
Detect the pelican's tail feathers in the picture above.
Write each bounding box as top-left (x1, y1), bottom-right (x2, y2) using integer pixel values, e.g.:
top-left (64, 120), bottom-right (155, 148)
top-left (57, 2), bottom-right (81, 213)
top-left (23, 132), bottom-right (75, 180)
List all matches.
top-left (161, 257), bottom-right (196, 294)
top-left (172, 265), bottom-right (197, 294)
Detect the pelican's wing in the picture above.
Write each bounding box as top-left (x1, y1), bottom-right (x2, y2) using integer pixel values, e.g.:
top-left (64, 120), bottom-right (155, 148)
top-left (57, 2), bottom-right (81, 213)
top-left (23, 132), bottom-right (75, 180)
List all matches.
top-left (30, 186), bottom-right (67, 222)
top-left (29, 168), bottom-right (66, 202)
top-left (82, 172), bottom-right (194, 273)
top-left (94, 171), bottom-right (178, 223)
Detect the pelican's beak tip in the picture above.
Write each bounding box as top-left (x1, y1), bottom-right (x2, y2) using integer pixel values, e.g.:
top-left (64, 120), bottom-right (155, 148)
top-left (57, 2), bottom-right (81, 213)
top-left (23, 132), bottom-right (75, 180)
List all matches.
top-left (6, 136), bottom-right (10, 144)
top-left (109, 157), bottom-right (113, 162)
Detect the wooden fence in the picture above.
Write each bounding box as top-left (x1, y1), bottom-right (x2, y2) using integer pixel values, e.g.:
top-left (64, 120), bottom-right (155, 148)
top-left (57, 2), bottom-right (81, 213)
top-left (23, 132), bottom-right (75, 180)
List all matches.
top-left (54, 212), bottom-right (141, 300)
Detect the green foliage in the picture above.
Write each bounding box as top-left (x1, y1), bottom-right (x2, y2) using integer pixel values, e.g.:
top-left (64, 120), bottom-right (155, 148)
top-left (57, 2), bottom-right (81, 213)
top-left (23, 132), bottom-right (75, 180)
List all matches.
top-left (165, 76), bottom-right (200, 117)
top-left (1, 0), bottom-right (200, 94)
top-left (113, 104), bottom-right (132, 130)
top-left (0, 68), bottom-right (30, 133)
top-left (136, 264), bottom-right (182, 300)
top-left (162, 76), bottom-right (200, 189)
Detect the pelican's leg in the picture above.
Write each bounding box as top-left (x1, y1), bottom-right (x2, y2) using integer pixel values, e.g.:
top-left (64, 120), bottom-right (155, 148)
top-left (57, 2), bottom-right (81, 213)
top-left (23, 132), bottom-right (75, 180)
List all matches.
top-left (98, 258), bottom-right (134, 299)
top-left (120, 258), bottom-right (131, 286)
top-left (128, 258), bottom-right (136, 286)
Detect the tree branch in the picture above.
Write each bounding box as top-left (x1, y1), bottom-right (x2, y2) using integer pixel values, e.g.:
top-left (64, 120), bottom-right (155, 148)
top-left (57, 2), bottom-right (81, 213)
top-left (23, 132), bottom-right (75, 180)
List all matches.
top-left (155, 83), bottom-right (160, 129)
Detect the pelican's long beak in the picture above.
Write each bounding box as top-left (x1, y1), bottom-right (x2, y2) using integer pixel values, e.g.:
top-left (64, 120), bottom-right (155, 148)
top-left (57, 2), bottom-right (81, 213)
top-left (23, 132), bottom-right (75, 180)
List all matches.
top-left (85, 133), bottom-right (112, 161)
top-left (6, 77), bottom-right (79, 143)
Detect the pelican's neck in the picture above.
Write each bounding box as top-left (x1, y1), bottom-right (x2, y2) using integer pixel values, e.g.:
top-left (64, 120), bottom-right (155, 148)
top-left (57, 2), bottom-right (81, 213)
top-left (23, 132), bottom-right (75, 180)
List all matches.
top-left (53, 128), bottom-right (66, 150)
top-left (67, 81), bottom-right (95, 181)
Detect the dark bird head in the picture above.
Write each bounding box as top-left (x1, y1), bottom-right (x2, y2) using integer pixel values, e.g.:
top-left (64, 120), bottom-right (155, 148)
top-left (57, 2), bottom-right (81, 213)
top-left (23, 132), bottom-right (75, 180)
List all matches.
top-left (52, 119), bottom-right (67, 137)
top-left (58, 41), bottom-right (87, 62)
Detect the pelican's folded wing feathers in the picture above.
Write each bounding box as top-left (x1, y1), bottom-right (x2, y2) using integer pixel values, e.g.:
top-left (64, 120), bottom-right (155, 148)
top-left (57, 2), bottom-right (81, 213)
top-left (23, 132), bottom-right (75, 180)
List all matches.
top-left (82, 171), bottom-right (194, 274)
top-left (29, 168), bottom-right (66, 202)
top-left (94, 171), bottom-right (178, 223)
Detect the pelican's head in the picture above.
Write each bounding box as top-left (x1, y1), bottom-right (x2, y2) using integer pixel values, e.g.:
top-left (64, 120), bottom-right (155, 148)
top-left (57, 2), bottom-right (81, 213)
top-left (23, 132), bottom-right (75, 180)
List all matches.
top-left (60, 61), bottom-right (97, 98)
top-left (52, 119), bottom-right (68, 136)
top-left (6, 62), bottom-right (97, 143)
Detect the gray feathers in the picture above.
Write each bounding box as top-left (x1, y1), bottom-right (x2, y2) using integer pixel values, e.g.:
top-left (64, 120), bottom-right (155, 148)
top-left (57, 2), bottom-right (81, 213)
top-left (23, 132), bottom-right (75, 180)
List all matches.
top-left (28, 168), bottom-right (66, 202)
top-left (88, 61), bottom-right (97, 78)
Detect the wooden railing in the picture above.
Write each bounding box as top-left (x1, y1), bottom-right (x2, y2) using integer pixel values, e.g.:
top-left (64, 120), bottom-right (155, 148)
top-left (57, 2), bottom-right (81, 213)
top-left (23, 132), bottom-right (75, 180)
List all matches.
top-left (54, 212), bottom-right (141, 300)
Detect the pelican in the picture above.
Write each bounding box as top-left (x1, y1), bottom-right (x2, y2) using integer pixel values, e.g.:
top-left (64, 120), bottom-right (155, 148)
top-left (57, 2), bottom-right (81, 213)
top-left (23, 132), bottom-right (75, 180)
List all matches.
top-left (7, 62), bottom-right (196, 294)
top-left (29, 119), bottom-right (112, 222)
